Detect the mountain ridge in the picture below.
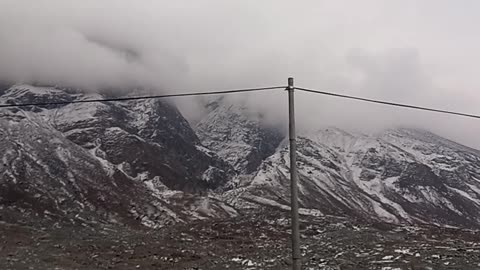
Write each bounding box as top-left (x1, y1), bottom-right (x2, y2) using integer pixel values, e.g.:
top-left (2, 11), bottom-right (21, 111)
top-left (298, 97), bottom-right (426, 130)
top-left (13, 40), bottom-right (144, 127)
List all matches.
top-left (200, 102), bottom-right (480, 229)
top-left (0, 84), bottom-right (238, 227)
top-left (2, 84), bottom-right (480, 230)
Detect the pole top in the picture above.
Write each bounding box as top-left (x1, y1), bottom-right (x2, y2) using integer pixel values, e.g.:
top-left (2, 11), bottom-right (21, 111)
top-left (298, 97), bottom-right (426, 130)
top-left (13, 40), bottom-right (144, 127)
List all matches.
top-left (288, 77), bottom-right (294, 86)
top-left (288, 77), bottom-right (294, 90)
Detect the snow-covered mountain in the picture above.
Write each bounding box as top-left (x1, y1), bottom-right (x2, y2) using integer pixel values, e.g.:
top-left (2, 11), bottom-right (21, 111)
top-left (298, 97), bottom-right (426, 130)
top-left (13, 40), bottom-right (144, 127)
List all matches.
top-left (0, 85), bottom-right (237, 227)
top-left (195, 97), bottom-right (284, 175)
top-left (3, 85), bottom-right (480, 229)
top-left (221, 125), bottom-right (480, 228)
top-left (195, 99), bottom-right (480, 228)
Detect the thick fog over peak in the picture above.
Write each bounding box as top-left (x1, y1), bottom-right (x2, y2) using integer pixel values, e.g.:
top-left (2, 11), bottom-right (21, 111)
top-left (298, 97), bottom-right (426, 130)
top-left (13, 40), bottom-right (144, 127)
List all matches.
top-left (1, 0), bottom-right (479, 148)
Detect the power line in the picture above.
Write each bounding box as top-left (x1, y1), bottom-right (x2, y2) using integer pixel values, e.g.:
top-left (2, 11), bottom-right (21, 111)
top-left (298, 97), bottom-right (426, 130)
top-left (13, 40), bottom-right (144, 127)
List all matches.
top-left (0, 86), bottom-right (286, 109)
top-left (295, 87), bottom-right (480, 120)
top-left (2, 84), bottom-right (479, 121)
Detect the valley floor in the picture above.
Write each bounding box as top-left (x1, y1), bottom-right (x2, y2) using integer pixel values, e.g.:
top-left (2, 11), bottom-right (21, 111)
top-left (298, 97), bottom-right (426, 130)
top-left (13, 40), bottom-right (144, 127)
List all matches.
top-left (1, 212), bottom-right (480, 270)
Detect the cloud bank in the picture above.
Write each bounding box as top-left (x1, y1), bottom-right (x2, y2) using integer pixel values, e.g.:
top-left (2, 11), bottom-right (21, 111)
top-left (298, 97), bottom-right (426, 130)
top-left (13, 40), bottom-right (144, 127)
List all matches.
top-left (1, 0), bottom-right (479, 148)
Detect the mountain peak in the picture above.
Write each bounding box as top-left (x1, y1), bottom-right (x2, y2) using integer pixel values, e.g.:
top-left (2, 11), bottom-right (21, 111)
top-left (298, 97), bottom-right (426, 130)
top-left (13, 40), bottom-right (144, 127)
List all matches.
top-left (0, 85), bottom-right (237, 227)
top-left (223, 124), bottom-right (480, 228)
top-left (196, 97), bottom-right (284, 174)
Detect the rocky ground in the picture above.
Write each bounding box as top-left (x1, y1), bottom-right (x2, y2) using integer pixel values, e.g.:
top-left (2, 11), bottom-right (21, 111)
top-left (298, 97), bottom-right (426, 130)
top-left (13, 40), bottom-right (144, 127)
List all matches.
top-left (2, 211), bottom-right (480, 270)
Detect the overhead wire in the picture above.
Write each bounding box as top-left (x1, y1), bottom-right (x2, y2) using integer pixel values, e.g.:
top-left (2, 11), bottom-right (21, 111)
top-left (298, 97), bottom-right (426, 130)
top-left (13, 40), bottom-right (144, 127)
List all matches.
top-left (0, 86), bottom-right (286, 109)
top-left (1, 84), bottom-right (479, 121)
top-left (295, 87), bottom-right (480, 120)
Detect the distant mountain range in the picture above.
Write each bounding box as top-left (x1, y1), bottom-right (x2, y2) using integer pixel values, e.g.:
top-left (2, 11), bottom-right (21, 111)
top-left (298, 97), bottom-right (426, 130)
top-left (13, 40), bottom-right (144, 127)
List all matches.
top-left (2, 84), bottom-right (480, 229)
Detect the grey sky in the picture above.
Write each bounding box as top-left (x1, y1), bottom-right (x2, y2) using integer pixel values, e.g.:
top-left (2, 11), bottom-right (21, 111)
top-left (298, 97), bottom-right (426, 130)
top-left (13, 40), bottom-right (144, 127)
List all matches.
top-left (0, 0), bottom-right (479, 148)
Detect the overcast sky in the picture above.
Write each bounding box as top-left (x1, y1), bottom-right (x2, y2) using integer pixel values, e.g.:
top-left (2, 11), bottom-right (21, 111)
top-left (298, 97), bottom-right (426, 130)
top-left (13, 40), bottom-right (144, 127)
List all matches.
top-left (0, 0), bottom-right (479, 148)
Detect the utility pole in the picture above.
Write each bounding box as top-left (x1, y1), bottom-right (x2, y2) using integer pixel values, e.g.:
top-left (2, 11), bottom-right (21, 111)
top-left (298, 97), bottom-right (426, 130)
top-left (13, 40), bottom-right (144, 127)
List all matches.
top-left (287, 77), bottom-right (301, 270)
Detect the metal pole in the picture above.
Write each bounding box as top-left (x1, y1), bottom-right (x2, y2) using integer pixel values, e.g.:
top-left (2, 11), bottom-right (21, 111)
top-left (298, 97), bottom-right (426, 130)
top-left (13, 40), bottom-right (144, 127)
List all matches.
top-left (287, 77), bottom-right (301, 270)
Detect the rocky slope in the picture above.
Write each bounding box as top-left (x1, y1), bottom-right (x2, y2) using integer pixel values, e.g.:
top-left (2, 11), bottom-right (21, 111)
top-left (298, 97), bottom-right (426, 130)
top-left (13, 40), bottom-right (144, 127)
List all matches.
top-left (4, 210), bottom-right (480, 270)
top-left (195, 97), bottom-right (284, 175)
top-left (224, 127), bottom-right (480, 228)
top-left (0, 84), bottom-right (237, 227)
top-left (3, 84), bottom-right (480, 230)
top-left (194, 98), bottom-right (480, 228)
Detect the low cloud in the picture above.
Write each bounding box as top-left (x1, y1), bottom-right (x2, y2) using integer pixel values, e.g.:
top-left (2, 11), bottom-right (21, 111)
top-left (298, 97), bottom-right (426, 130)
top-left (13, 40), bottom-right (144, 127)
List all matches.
top-left (1, 0), bottom-right (479, 148)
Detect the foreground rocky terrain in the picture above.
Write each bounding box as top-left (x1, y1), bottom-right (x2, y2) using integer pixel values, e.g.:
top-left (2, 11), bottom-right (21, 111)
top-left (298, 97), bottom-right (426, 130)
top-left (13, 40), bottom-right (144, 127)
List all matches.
top-left (2, 210), bottom-right (480, 270)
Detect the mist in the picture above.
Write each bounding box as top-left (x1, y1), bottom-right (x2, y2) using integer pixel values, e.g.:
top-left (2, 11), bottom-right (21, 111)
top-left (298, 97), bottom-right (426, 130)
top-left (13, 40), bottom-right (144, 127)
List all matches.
top-left (1, 0), bottom-right (479, 148)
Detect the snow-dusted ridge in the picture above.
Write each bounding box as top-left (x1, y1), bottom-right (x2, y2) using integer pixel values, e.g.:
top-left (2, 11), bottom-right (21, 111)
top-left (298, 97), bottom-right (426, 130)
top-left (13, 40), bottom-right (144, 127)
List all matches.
top-left (0, 84), bottom-right (237, 227)
top-left (3, 84), bottom-right (480, 229)
top-left (197, 98), bottom-right (480, 228)
top-left (195, 97), bottom-right (284, 175)
top-left (221, 127), bottom-right (480, 228)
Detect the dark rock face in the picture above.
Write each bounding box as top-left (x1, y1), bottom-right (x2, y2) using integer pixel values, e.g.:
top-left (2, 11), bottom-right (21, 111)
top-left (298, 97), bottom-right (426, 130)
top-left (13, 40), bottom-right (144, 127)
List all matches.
top-left (0, 85), bottom-right (236, 226)
top-left (398, 163), bottom-right (443, 189)
top-left (52, 96), bottom-right (234, 193)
